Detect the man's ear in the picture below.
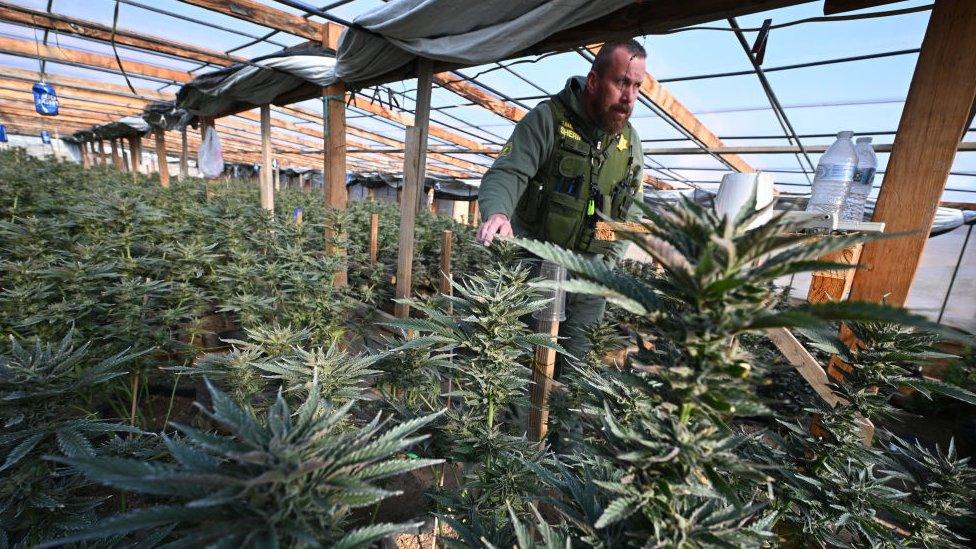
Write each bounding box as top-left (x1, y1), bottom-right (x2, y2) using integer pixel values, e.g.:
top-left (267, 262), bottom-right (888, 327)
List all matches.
top-left (585, 70), bottom-right (598, 95)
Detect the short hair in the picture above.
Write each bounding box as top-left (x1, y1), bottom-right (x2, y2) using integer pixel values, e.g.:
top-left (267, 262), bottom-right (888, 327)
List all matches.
top-left (591, 40), bottom-right (647, 75)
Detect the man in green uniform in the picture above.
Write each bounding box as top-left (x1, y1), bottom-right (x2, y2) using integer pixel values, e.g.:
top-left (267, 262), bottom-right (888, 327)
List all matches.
top-left (476, 40), bottom-right (646, 365)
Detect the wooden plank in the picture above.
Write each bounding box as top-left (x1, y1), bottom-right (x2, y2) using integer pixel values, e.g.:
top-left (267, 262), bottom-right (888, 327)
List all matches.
top-left (154, 129), bottom-right (170, 187)
top-left (80, 140), bottom-right (91, 168)
top-left (824, 0), bottom-right (901, 15)
top-left (528, 320), bottom-right (560, 442)
top-left (260, 104), bottom-right (274, 212)
top-left (175, 0), bottom-right (341, 45)
top-left (433, 73), bottom-right (527, 122)
top-left (766, 328), bottom-right (844, 407)
top-left (394, 61), bottom-right (435, 318)
top-left (849, 0), bottom-right (976, 306)
top-left (323, 82), bottom-right (348, 286)
top-left (807, 244), bottom-right (862, 304)
top-left (440, 230), bottom-right (453, 296)
top-left (0, 36), bottom-right (191, 83)
top-left (369, 213), bottom-right (379, 266)
top-left (642, 143), bottom-right (976, 155)
top-left (0, 66), bottom-right (172, 101)
top-left (0, 1), bottom-right (239, 66)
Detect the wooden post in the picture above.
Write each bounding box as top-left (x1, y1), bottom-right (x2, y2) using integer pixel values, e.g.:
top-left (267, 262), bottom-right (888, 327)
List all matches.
top-left (368, 186), bottom-right (376, 201)
top-left (259, 104), bottom-right (274, 213)
top-left (369, 213), bottom-right (379, 266)
top-left (468, 199), bottom-right (479, 226)
top-left (394, 59), bottom-right (434, 319)
top-left (110, 139), bottom-right (122, 171)
top-left (273, 161), bottom-right (280, 192)
top-left (323, 82), bottom-right (348, 286)
top-left (89, 141), bottom-right (98, 166)
top-left (97, 140), bottom-right (106, 166)
top-left (154, 128), bottom-right (170, 188)
top-left (848, 0), bottom-right (976, 306)
top-left (528, 320), bottom-right (560, 443)
top-left (129, 135), bottom-right (141, 181)
top-left (80, 141), bottom-right (91, 168)
top-left (179, 127), bottom-right (188, 181)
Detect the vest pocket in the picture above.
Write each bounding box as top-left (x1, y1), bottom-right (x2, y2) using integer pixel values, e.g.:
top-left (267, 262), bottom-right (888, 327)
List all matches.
top-left (542, 191), bottom-right (585, 249)
top-left (518, 179), bottom-right (545, 223)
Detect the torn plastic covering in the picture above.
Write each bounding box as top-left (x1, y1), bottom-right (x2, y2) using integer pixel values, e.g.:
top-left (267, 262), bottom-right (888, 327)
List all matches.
top-left (346, 172), bottom-right (477, 198)
top-left (175, 1), bottom-right (630, 115)
top-left (143, 100), bottom-right (193, 131)
top-left (177, 46), bottom-right (337, 117)
top-left (68, 129), bottom-right (95, 143)
top-left (92, 116), bottom-right (151, 140)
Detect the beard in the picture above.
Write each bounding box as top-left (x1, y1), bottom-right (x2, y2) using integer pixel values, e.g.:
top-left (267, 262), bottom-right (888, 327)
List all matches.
top-left (596, 103), bottom-right (632, 134)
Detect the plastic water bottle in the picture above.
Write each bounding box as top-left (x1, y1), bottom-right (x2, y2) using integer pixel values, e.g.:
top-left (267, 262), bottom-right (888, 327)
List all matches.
top-left (806, 131), bottom-right (857, 216)
top-left (841, 137), bottom-right (877, 221)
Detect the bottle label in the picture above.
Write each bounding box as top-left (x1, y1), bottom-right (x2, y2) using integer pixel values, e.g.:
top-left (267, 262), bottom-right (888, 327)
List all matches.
top-left (815, 163), bottom-right (856, 181)
top-left (852, 167), bottom-right (876, 187)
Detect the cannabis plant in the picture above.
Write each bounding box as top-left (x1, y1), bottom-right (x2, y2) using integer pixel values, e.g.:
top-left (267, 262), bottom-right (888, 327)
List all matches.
top-left (48, 377), bottom-right (444, 547)
top-left (0, 332), bottom-right (141, 546)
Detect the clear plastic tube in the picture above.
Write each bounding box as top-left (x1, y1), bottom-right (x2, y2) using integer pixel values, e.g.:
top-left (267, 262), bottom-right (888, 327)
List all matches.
top-left (533, 261), bottom-right (567, 322)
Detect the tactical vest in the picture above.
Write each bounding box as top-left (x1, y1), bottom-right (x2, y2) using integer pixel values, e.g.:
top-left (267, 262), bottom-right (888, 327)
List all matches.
top-left (515, 97), bottom-right (641, 255)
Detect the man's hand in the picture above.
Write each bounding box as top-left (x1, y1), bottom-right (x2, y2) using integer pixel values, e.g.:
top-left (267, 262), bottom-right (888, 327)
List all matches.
top-left (477, 213), bottom-right (513, 247)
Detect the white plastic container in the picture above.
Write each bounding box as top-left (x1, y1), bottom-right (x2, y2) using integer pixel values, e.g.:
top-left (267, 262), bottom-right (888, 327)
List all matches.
top-left (841, 137), bottom-right (877, 221)
top-left (714, 172), bottom-right (776, 229)
top-left (806, 131), bottom-right (857, 216)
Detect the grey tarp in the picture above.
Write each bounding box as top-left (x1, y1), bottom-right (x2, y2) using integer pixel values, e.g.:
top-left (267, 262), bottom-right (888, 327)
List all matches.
top-left (70, 129), bottom-right (95, 143)
top-left (92, 116), bottom-right (150, 140)
top-left (175, 1), bottom-right (631, 115)
top-left (177, 46), bottom-right (335, 117)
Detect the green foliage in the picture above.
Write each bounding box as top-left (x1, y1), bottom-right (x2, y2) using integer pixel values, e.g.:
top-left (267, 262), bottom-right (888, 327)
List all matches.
top-left (0, 332), bottom-right (142, 546)
top-left (47, 377), bottom-right (444, 547)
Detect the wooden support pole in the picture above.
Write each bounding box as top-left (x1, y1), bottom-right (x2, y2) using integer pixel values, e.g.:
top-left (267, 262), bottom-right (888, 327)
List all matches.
top-left (323, 82), bottom-right (348, 286)
top-left (848, 0), bottom-right (976, 306)
top-left (259, 104), bottom-right (274, 212)
top-left (368, 186), bottom-right (376, 201)
top-left (97, 140), bottom-right (105, 166)
top-left (273, 161), bottom-right (280, 192)
top-left (394, 59), bottom-right (434, 319)
top-left (369, 213), bottom-right (379, 266)
top-left (110, 139), bottom-right (122, 171)
top-left (129, 135), bottom-right (141, 181)
top-left (179, 127), bottom-right (188, 181)
top-left (468, 199), bottom-right (478, 226)
top-left (80, 141), bottom-right (91, 168)
top-left (154, 128), bottom-right (170, 188)
top-left (528, 320), bottom-right (561, 443)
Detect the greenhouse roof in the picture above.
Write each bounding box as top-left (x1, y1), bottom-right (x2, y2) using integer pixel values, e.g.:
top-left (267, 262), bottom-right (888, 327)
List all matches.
top-left (0, 0), bottom-right (971, 204)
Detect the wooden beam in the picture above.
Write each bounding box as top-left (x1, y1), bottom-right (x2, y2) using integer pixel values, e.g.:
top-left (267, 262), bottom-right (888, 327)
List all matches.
top-left (823, 0), bottom-right (901, 15)
top-left (260, 104), bottom-right (274, 212)
top-left (849, 0), bottom-right (976, 306)
top-left (110, 139), bottom-right (122, 171)
top-left (642, 143), bottom-right (976, 155)
top-left (323, 82), bottom-right (348, 286)
top-left (0, 36), bottom-right (191, 83)
top-left (807, 244), bottom-right (863, 303)
top-left (0, 1), bottom-right (240, 66)
top-left (155, 129), bottom-right (170, 188)
top-left (0, 66), bottom-right (172, 101)
top-left (433, 73), bottom-right (527, 122)
top-left (395, 60), bottom-right (434, 319)
top-left (175, 0), bottom-right (342, 46)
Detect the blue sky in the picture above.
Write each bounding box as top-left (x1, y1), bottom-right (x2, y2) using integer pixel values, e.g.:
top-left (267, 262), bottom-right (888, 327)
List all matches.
top-left (0, 0), bottom-right (972, 201)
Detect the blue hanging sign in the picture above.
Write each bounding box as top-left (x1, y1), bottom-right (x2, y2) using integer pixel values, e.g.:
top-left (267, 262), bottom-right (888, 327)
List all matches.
top-left (33, 82), bottom-right (59, 116)
top-left (40, 130), bottom-right (51, 144)
top-left (0, 124), bottom-right (7, 143)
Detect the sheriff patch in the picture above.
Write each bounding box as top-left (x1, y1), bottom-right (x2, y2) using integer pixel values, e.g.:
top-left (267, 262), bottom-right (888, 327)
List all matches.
top-left (559, 121), bottom-right (581, 142)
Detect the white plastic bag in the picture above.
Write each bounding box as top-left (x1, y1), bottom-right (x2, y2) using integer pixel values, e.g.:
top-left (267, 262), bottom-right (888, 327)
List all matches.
top-left (198, 125), bottom-right (224, 178)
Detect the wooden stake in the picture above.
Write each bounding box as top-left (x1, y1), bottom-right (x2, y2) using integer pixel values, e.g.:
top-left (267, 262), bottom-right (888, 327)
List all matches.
top-left (97, 139), bottom-right (106, 166)
top-left (440, 230), bottom-right (452, 295)
top-left (848, 0), bottom-right (976, 306)
top-left (808, 244), bottom-right (862, 303)
top-left (369, 213), bottom-right (379, 266)
top-left (468, 199), bottom-right (478, 226)
top-left (394, 59), bottom-right (434, 319)
top-left (80, 141), bottom-right (91, 168)
top-left (259, 104), bottom-right (274, 212)
top-left (179, 127), bottom-right (188, 181)
top-left (273, 160), bottom-right (280, 191)
top-left (154, 128), bottom-right (170, 188)
top-left (528, 320), bottom-right (560, 443)
top-left (323, 82), bottom-right (348, 286)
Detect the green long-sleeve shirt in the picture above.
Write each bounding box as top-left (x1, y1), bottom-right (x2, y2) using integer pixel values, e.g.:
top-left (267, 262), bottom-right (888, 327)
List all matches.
top-left (478, 76), bottom-right (644, 257)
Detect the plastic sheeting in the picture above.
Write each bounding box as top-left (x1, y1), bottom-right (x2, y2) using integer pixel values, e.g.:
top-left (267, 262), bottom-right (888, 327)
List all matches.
top-left (143, 100), bottom-right (193, 131)
top-left (92, 116), bottom-right (150, 140)
top-left (175, 1), bottom-right (630, 115)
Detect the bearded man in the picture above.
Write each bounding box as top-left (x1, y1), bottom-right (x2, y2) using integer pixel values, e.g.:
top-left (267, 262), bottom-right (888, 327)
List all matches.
top-left (476, 40), bottom-right (646, 369)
